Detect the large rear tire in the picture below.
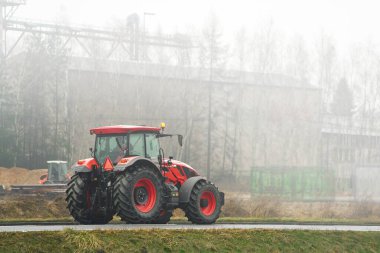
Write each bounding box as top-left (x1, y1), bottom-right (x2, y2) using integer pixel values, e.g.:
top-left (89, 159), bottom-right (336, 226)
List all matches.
top-left (66, 174), bottom-right (113, 224)
top-left (149, 209), bottom-right (173, 224)
top-left (113, 166), bottom-right (165, 223)
top-left (183, 180), bottom-right (222, 224)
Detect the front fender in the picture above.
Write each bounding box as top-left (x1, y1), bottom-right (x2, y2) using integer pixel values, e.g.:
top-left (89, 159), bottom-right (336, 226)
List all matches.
top-left (179, 176), bottom-right (206, 204)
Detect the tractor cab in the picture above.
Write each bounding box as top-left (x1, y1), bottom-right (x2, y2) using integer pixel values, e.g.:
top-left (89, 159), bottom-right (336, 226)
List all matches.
top-left (39, 161), bottom-right (68, 184)
top-left (93, 131), bottom-right (161, 165)
top-left (91, 124), bottom-right (182, 166)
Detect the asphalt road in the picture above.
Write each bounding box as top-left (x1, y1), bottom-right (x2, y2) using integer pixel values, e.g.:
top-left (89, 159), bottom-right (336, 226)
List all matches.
top-left (1, 223), bottom-right (380, 232)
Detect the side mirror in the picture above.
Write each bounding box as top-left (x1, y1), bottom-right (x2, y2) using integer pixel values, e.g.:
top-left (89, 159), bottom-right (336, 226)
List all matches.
top-left (168, 156), bottom-right (173, 165)
top-left (89, 147), bottom-right (94, 157)
top-left (178, 135), bottom-right (183, 147)
top-left (158, 154), bottom-right (162, 166)
top-left (40, 174), bottom-right (47, 180)
top-left (158, 148), bottom-right (164, 168)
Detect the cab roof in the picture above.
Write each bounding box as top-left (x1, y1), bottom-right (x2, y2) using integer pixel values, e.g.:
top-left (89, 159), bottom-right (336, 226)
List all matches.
top-left (47, 161), bottom-right (67, 164)
top-left (90, 125), bottom-right (161, 135)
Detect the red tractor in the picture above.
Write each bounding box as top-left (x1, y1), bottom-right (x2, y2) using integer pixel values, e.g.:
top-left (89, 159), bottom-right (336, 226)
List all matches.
top-left (66, 124), bottom-right (224, 224)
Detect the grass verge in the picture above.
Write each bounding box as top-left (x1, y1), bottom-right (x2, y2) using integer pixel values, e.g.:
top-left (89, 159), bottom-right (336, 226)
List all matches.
top-left (0, 229), bottom-right (380, 253)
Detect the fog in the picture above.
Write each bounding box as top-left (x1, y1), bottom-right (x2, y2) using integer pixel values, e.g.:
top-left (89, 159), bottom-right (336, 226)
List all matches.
top-left (1, 0), bottom-right (380, 205)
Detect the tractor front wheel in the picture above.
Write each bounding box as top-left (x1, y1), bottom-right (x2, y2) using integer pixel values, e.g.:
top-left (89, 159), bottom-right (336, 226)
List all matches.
top-left (113, 166), bottom-right (165, 223)
top-left (66, 174), bottom-right (113, 224)
top-left (183, 180), bottom-right (222, 224)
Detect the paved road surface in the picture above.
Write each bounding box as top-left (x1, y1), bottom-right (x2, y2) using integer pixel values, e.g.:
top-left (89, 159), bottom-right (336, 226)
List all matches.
top-left (1, 224), bottom-right (380, 232)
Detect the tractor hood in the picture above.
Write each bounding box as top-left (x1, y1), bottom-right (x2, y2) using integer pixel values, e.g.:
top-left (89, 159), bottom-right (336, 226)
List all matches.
top-left (163, 159), bottom-right (199, 175)
top-left (163, 159), bottom-right (190, 168)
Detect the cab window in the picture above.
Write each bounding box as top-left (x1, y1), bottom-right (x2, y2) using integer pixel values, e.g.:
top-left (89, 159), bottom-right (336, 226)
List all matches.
top-left (95, 135), bottom-right (128, 164)
top-left (146, 133), bottom-right (159, 159)
top-left (129, 133), bottom-right (145, 156)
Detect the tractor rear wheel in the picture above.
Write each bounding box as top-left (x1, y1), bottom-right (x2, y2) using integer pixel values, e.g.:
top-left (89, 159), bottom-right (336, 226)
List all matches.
top-left (149, 209), bottom-right (173, 224)
top-left (66, 174), bottom-right (113, 224)
top-left (113, 166), bottom-right (165, 223)
top-left (183, 180), bottom-right (222, 224)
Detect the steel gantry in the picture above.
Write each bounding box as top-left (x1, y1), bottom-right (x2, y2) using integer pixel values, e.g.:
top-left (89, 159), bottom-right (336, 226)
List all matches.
top-left (0, 0), bottom-right (193, 61)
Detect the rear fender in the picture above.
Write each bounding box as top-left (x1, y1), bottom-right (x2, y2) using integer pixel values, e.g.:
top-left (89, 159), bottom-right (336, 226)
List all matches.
top-left (114, 156), bottom-right (162, 176)
top-left (179, 176), bottom-right (206, 204)
top-left (71, 158), bottom-right (98, 173)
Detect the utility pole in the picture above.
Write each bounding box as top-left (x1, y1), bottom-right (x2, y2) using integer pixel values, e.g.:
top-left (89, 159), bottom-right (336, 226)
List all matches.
top-left (0, 2), bottom-right (3, 128)
top-left (142, 12), bottom-right (155, 62)
top-left (137, 11), bottom-right (155, 122)
top-left (126, 13), bottom-right (140, 61)
top-left (207, 57), bottom-right (213, 180)
top-left (0, 1), bottom-right (5, 60)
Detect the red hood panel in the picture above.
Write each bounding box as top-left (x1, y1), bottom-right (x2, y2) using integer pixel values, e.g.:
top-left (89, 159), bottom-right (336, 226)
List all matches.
top-left (164, 159), bottom-right (196, 170)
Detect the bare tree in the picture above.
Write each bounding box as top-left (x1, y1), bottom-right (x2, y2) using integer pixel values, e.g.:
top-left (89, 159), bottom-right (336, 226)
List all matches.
top-left (0, 35), bottom-right (69, 168)
top-left (286, 35), bottom-right (310, 83)
top-left (200, 12), bottom-right (227, 179)
top-left (230, 27), bottom-right (247, 175)
top-left (315, 32), bottom-right (337, 109)
top-left (249, 20), bottom-right (280, 74)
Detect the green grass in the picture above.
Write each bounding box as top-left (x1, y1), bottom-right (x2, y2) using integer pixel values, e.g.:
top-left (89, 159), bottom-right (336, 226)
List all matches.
top-left (0, 229), bottom-right (380, 253)
top-left (214, 216), bottom-right (380, 225)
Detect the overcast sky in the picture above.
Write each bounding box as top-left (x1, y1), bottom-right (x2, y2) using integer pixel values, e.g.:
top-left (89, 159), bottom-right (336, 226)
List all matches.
top-left (13, 0), bottom-right (380, 55)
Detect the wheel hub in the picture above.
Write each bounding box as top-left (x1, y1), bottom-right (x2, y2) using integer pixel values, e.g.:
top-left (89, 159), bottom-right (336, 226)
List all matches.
top-left (133, 177), bottom-right (157, 213)
top-left (200, 191), bottom-right (216, 216)
top-left (200, 199), bottom-right (209, 208)
top-left (134, 187), bottom-right (148, 204)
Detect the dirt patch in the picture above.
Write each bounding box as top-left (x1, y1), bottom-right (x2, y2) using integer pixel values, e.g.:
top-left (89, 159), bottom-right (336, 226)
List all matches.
top-left (0, 167), bottom-right (47, 186)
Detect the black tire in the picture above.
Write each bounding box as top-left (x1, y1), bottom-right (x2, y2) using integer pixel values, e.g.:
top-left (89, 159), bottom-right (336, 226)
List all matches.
top-left (66, 174), bottom-right (113, 224)
top-left (183, 180), bottom-right (222, 224)
top-left (113, 166), bottom-right (165, 223)
top-left (149, 209), bottom-right (173, 224)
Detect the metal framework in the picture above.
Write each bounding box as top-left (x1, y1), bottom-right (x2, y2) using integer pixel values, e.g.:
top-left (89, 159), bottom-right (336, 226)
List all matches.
top-left (0, 0), bottom-right (193, 61)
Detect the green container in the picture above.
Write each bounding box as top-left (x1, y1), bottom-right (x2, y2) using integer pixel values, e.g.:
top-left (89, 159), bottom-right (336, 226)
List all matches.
top-left (251, 167), bottom-right (335, 201)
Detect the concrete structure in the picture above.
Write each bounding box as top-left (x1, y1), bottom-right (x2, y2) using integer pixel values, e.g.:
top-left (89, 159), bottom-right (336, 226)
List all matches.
top-left (66, 57), bottom-right (321, 181)
top-left (321, 114), bottom-right (380, 200)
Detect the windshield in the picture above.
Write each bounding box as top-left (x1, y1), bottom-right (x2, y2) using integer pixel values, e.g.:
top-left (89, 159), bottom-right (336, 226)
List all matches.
top-left (94, 133), bottom-right (160, 164)
top-left (95, 135), bottom-right (128, 165)
top-left (48, 163), bottom-right (68, 182)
